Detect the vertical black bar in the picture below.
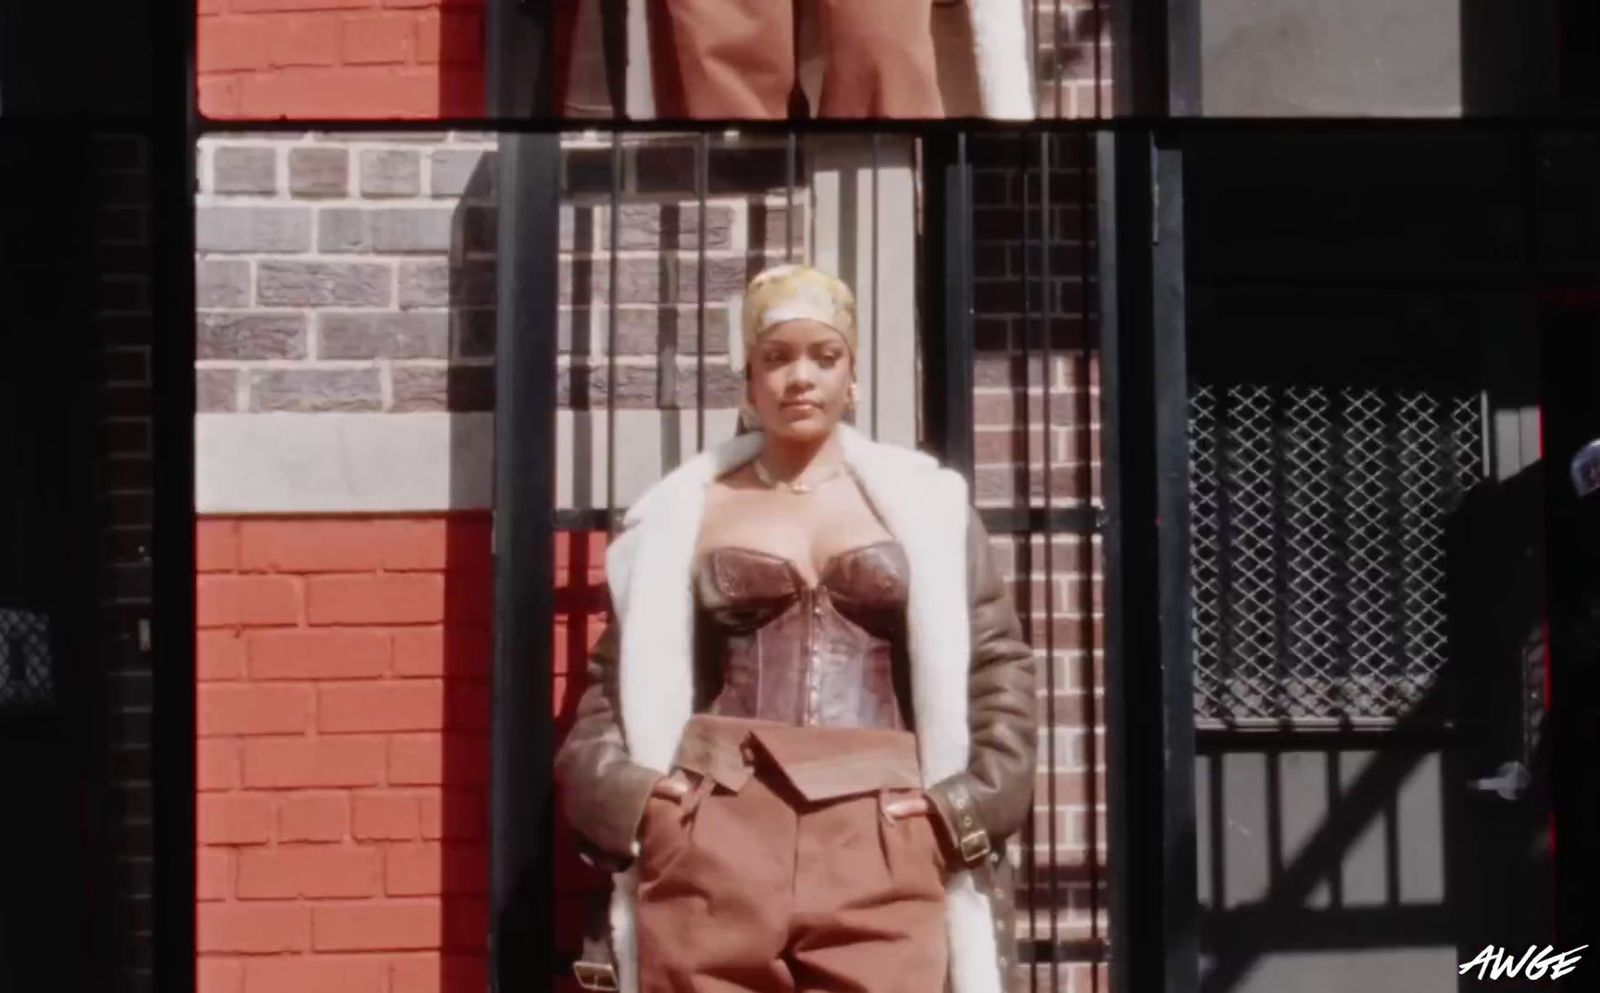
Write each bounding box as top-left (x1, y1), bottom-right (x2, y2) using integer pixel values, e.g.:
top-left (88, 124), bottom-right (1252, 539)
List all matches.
top-left (1166, 0), bottom-right (1201, 114)
top-left (1110, 0), bottom-right (1199, 115)
top-left (696, 134), bottom-right (709, 452)
top-left (786, 133), bottom-right (798, 262)
top-left (491, 132), bottom-right (562, 993)
top-left (151, 1), bottom-right (197, 990)
top-left (1075, 128), bottom-right (1104, 982)
top-left (1038, 133), bottom-right (1060, 991)
top-left (1151, 132), bottom-right (1198, 993)
top-left (607, 133), bottom-right (621, 517)
top-left (1094, 0), bottom-right (1105, 117)
top-left (1109, 0), bottom-right (1165, 115)
top-left (1558, 0), bottom-right (1600, 110)
top-left (1542, 301), bottom-right (1600, 959)
top-left (1018, 133), bottom-right (1040, 993)
top-left (919, 131), bottom-right (975, 478)
top-left (486, 0), bottom-right (555, 117)
top-left (870, 134), bottom-right (881, 435)
top-left (1097, 127), bottom-right (1143, 993)
top-left (656, 174), bottom-right (678, 418)
top-left (1097, 130), bottom-right (1198, 993)
top-left (1054, 0), bottom-right (1065, 118)
top-left (1032, 0), bottom-right (1042, 122)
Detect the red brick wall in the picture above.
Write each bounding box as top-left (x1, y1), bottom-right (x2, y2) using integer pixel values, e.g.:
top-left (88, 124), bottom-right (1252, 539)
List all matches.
top-left (193, 515), bottom-right (610, 992)
top-left (197, 0), bottom-right (486, 119)
top-left (196, 515), bottom-right (610, 991)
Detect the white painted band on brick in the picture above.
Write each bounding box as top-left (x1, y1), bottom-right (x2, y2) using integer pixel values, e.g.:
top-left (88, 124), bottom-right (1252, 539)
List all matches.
top-left (196, 408), bottom-right (925, 514)
top-left (196, 412), bottom-right (492, 513)
top-left (196, 410), bottom-right (767, 513)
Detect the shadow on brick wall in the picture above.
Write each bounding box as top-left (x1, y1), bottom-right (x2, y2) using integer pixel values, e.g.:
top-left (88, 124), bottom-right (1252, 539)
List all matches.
top-left (433, 149), bottom-right (498, 993)
top-left (433, 507), bottom-right (493, 993)
top-left (436, 0), bottom-right (489, 118)
top-left (434, 146), bottom-right (616, 993)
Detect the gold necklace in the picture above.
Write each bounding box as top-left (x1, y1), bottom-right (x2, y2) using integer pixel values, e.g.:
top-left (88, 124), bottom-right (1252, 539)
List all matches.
top-left (752, 458), bottom-right (849, 495)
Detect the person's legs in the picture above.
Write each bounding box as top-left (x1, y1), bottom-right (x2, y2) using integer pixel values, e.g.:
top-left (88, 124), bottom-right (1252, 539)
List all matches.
top-left (657, 0), bottom-right (796, 118)
top-left (815, 0), bottom-right (943, 118)
top-left (787, 789), bottom-right (949, 992)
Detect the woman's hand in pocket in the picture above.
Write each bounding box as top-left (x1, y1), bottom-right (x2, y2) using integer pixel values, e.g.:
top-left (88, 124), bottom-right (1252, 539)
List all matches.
top-left (650, 771), bottom-right (694, 802)
top-left (881, 792), bottom-right (931, 823)
top-left (882, 791), bottom-right (949, 878)
top-left (636, 771), bottom-right (701, 881)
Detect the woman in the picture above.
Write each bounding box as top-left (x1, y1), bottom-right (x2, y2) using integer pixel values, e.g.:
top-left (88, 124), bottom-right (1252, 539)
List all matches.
top-left (557, 265), bottom-right (1037, 993)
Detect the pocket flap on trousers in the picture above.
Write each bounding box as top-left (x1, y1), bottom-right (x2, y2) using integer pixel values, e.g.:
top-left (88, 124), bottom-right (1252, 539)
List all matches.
top-left (751, 727), bottom-right (922, 802)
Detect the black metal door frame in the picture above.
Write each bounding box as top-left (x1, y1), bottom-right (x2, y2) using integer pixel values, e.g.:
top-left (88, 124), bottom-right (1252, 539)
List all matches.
top-left (1112, 0), bottom-right (1201, 115)
top-left (18, 2), bottom-right (200, 991)
top-left (486, 0), bottom-right (556, 119)
top-left (152, 0), bottom-right (199, 989)
top-left (920, 130), bottom-right (975, 478)
top-left (0, 124), bottom-right (112, 993)
top-left (1100, 18), bottom-right (1206, 992)
top-left (490, 133), bottom-right (563, 993)
top-left (1536, 268), bottom-right (1600, 968)
top-left (1097, 129), bottom-right (1199, 993)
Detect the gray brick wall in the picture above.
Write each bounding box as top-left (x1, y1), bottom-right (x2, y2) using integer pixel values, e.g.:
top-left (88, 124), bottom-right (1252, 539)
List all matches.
top-left (195, 132), bottom-right (801, 417)
top-left (195, 133), bottom-right (499, 416)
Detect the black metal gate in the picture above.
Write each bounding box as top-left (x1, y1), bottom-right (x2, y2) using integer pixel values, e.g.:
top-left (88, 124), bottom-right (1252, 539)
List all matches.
top-left (491, 127), bottom-right (1110, 993)
top-left (1177, 131), bottom-right (1567, 993)
top-left (0, 129), bottom-right (105, 993)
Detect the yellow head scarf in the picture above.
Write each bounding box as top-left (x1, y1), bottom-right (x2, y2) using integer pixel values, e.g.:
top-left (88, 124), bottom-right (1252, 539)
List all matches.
top-left (735, 264), bottom-right (857, 369)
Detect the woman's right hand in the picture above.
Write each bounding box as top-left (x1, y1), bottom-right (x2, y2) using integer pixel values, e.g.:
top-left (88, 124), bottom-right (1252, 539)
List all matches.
top-left (649, 770), bottom-right (693, 803)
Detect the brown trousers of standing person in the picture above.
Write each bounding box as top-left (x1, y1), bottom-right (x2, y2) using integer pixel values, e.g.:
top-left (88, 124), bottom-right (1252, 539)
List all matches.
top-left (651, 0), bottom-right (945, 118)
top-left (633, 714), bottom-right (950, 992)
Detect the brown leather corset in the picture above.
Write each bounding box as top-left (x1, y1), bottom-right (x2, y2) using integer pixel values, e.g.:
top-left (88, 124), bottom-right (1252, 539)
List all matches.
top-left (694, 541), bottom-right (912, 730)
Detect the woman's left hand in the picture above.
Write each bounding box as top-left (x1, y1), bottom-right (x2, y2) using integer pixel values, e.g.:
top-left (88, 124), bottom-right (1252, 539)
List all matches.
top-left (882, 793), bottom-right (932, 822)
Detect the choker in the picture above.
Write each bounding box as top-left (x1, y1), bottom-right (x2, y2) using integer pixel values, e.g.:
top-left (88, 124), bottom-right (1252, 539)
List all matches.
top-left (752, 459), bottom-right (850, 495)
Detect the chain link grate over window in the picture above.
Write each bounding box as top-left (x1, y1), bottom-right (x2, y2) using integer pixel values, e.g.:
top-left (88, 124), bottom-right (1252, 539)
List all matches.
top-left (1188, 380), bottom-right (1486, 728)
top-left (0, 608), bottom-right (53, 709)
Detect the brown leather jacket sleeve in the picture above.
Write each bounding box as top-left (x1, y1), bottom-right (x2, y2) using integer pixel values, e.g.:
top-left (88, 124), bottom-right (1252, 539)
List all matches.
top-left (553, 620), bottom-right (662, 871)
top-left (925, 507), bottom-right (1039, 867)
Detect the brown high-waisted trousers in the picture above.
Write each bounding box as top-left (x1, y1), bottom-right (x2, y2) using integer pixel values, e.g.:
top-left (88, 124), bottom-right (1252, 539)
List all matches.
top-left (635, 714), bottom-right (949, 992)
top-left (654, 0), bottom-right (944, 118)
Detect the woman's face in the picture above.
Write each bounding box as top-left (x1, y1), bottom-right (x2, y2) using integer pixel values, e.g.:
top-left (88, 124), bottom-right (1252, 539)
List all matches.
top-left (746, 319), bottom-right (854, 443)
